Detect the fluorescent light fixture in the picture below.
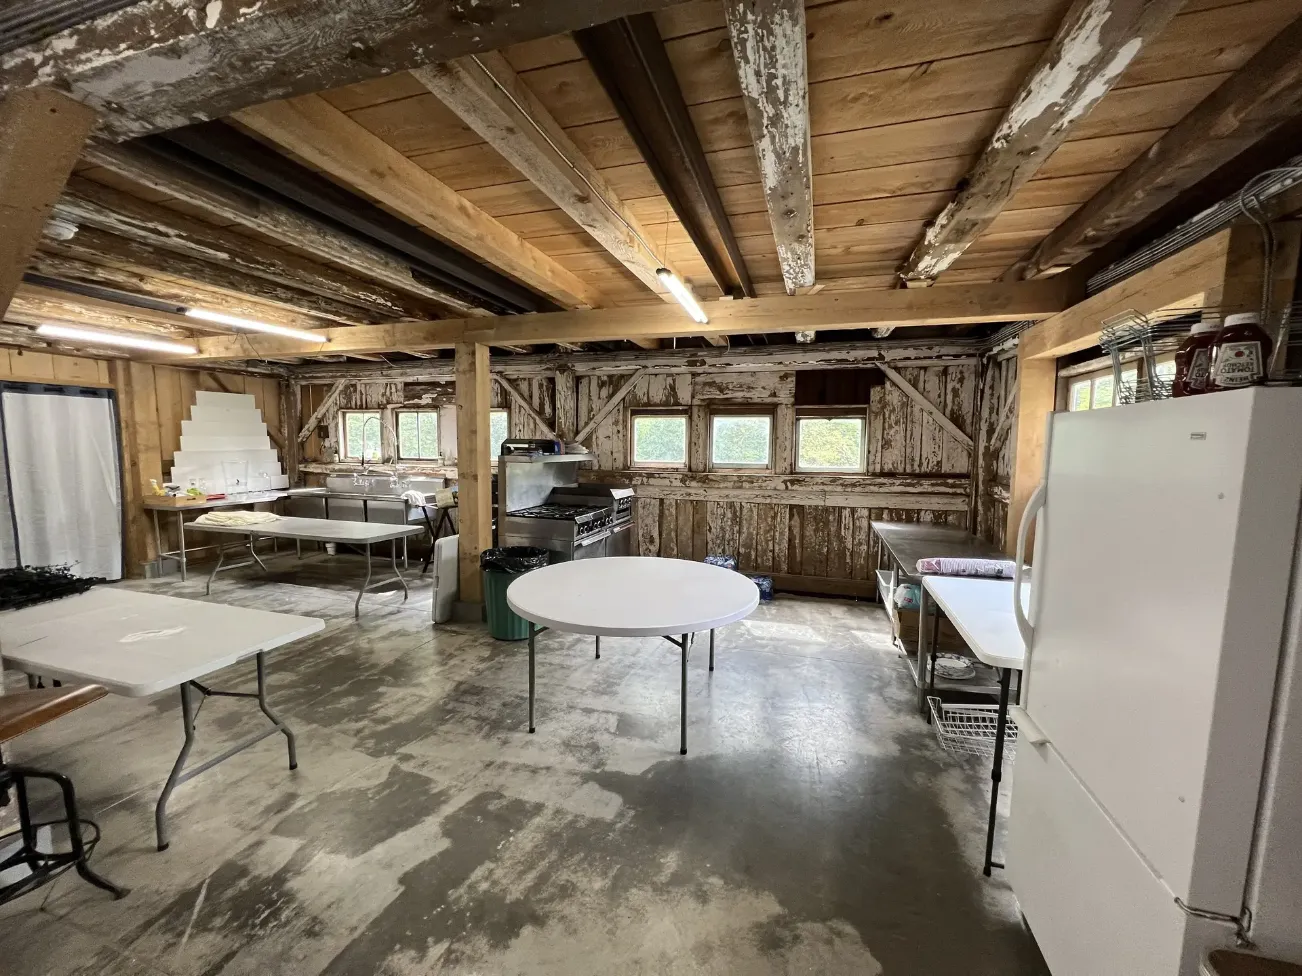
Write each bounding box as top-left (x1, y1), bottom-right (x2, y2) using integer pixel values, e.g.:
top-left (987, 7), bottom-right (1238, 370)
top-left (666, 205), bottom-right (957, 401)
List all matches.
top-left (184, 308), bottom-right (327, 343)
top-left (656, 268), bottom-right (708, 324)
top-left (36, 324), bottom-right (197, 355)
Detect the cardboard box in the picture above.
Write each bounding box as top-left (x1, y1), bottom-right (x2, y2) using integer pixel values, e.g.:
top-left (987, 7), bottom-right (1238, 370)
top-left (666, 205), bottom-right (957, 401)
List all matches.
top-left (893, 606), bottom-right (968, 652)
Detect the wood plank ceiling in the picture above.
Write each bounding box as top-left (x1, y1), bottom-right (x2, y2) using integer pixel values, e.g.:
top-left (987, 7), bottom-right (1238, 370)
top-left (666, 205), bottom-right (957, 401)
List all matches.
top-left (8, 0), bottom-right (1302, 363)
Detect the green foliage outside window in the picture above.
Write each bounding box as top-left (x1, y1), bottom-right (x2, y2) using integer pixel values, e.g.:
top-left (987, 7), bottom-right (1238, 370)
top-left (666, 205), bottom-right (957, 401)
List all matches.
top-left (797, 417), bottom-right (864, 471)
top-left (632, 415), bottom-right (687, 465)
top-left (711, 415), bottom-right (771, 467)
top-left (398, 411), bottom-right (439, 460)
top-left (490, 409), bottom-right (509, 458)
top-left (342, 411), bottom-right (381, 461)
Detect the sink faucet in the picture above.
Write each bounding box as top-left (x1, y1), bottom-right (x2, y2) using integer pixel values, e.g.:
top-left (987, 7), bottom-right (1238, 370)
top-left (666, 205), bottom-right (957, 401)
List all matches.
top-left (355, 416), bottom-right (409, 489)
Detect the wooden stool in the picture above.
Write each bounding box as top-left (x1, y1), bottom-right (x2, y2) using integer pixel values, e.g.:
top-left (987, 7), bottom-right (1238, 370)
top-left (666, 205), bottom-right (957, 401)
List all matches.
top-left (0, 685), bottom-right (128, 904)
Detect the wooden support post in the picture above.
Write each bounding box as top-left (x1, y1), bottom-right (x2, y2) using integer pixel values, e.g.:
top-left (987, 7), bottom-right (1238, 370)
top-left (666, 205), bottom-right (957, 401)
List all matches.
top-left (0, 89), bottom-right (96, 313)
top-left (1004, 349), bottom-right (1056, 557)
top-left (456, 342), bottom-right (493, 612)
top-left (282, 381), bottom-right (299, 486)
top-left (113, 359), bottom-right (164, 576)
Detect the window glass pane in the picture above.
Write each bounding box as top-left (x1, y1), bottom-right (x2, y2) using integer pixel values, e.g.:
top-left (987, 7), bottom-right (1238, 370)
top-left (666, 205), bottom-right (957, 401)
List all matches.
top-left (797, 417), bottom-right (864, 471)
top-left (1069, 380), bottom-right (1092, 412)
top-left (490, 409), bottom-right (509, 459)
top-left (1091, 375), bottom-right (1115, 410)
top-left (1154, 359), bottom-right (1177, 381)
top-left (398, 412), bottom-right (418, 457)
top-left (632, 415), bottom-right (687, 465)
top-left (397, 411), bottom-right (439, 460)
top-left (711, 415), bottom-right (771, 467)
top-left (342, 411), bottom-right (381, 460)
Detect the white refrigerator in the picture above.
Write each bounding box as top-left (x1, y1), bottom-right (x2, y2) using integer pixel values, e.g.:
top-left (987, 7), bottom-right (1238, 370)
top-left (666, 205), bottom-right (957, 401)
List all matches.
top-left (1008, 387), bottom-right (1302, 975)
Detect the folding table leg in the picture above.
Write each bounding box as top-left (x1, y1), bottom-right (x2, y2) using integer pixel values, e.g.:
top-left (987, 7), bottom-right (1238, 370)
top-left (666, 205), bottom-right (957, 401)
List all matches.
top-left (680, 633), bottom-right (689, 756)
top-left (156, 683), bottom-right (197, 851)
top-left (177, 512), bottom-right (188, 582)
top-left (355, 543), bottom-right (372, 617)
top-left (595, 636), bottom-right (600, 660)
top-left (709, 630), bottom-right (715, 672)
top-left (257, 652), bottom-right (297, 770)
top-left (984, 667), bottom-right (1013, 876)
top-left (528, 622), bottom-right (536, 734)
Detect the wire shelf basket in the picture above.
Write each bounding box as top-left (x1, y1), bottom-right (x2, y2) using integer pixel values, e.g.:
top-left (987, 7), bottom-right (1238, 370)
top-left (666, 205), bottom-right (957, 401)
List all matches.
top-left (1098, 308), bottom-right (1198, 404)
top-left (927, 696), bottom-right (1018, 761)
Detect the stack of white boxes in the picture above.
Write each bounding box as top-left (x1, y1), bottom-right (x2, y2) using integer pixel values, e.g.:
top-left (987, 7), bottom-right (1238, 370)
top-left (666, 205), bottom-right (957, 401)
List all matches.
top-left (169, 390), bottom-right (289, 492)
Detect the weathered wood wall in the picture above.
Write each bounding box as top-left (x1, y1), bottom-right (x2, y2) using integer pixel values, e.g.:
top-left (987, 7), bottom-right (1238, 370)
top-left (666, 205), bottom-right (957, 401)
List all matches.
top-left (298, 353), bottom-right (981, 595)
top-left (973, 351), bottom-right (1018, 552)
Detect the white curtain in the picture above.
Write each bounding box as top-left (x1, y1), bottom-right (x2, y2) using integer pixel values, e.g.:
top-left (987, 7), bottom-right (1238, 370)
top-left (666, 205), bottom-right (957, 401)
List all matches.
top-left (0, 387), bottom-right (123, 580)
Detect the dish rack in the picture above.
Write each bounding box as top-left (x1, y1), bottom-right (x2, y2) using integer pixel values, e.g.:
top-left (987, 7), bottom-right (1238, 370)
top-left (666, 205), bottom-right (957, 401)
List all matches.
top-left (927, 696), bottom-right (1018, 761)
top-left (1098, 309), bottom-right (1195, 404)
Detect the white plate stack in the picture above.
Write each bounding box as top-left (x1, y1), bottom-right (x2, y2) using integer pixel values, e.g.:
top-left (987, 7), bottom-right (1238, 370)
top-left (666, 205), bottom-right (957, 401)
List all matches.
top-left (169, 391), bottom-right (289, 492)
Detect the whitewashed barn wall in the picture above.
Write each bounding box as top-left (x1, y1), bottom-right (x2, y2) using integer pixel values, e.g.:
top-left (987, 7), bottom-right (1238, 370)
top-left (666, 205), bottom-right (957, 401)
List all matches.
top-left (972, 352), bottom-right (1017, 553)
top-left (295, 356), bottom-right (983, 595)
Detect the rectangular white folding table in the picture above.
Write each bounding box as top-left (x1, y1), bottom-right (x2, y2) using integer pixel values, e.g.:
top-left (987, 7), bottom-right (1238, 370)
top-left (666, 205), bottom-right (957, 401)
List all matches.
top-left (189, 516), bottom-right (424, 616)
top-left (0, 588), bottom-right (323, 851)
top-left (921, 575), bottom-right (1026, 876)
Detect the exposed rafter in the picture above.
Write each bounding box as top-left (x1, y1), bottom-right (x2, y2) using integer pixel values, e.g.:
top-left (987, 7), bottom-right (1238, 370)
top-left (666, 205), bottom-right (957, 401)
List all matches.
top-left (725, 0), bottom-right (814, 295)
top-left (56, 175), bottom-right (424, 323)
top-left (234, 95), bottom-right (604, 311)
top-left (161, 122), bottom-right (553, 315)
top-left (413, 52), bottom-right (680, 351)
top-left (173, 281), bottom-right (1074, 361)
top-left (575, 14), bottom-right (756, 299)
top-left (0, 0), bottom-right (690, 139)
top-left (6, 282), bottom-right (202, 339)
top-left (899, 0), bottom-right (1185, 285)
top-left (82, 140), bottom-right (486, 317)
top-left (1016, 13), bottom-right (1302, 279)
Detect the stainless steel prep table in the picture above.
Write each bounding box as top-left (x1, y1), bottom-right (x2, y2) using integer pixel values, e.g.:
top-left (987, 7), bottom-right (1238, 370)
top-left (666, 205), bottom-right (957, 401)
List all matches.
top-left (870, 520), bottom-right (1008, 713)
top-left (189, 516), bottom-right (424, 616)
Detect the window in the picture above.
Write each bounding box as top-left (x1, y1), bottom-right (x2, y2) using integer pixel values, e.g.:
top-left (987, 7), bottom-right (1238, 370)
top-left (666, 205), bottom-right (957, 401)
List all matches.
top-left (631, 412), bottom-right (688, 467)
top-left (339, 410), bottom-right (381, 461)
top-left (796, 413), bottom-right (866, 473)
top-left (397, 410), bottom-right (439, 460)
top-left (490, 408), bottom-right (509, 459)
top-left (710, 412), bottom-right (772, 469)
top-left (1066, 367), bottom-right (1138, 412)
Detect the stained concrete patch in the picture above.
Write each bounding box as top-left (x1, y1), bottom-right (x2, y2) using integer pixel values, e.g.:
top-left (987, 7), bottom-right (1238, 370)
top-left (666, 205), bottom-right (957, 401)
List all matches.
top-left (1, 574), bottom-right (1046, 976)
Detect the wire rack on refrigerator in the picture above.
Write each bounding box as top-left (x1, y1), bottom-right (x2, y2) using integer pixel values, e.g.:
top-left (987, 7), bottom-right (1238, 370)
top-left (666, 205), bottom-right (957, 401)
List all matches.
top-left (926, 696), bottom-right (1018, 761)
top-left (1098, 308), bottom-right (1199, 404)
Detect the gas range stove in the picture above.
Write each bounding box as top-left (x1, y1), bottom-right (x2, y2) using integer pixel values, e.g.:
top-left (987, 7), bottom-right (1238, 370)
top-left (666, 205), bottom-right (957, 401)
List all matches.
top-left (507, 504), bottom-right (613, 537)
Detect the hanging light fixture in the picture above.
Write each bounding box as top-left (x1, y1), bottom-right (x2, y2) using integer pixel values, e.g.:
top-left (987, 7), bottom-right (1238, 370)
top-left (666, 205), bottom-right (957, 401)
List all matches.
top-left (184, 308), bottom-right (327, 343)
top-left (656, 268), bottom-right (708, 325)
top-left (37, 324), bottom-right (197, 355)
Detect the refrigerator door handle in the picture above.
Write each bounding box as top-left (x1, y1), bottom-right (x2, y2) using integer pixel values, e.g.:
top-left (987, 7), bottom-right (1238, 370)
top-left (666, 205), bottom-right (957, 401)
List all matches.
top-left (1009, 705), bottom-right (1049, 745)
top-left (1013, 480), bottom-right (1046, 651)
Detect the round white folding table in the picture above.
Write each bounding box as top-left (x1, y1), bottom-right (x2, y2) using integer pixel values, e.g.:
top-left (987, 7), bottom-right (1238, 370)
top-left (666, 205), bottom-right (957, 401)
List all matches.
top-left (506, 557), bottom-right (760, 755)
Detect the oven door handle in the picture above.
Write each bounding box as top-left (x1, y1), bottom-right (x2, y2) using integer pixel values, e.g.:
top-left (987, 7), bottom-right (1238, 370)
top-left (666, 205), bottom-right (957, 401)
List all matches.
top-left (574, 532), bottom-right (607, 548)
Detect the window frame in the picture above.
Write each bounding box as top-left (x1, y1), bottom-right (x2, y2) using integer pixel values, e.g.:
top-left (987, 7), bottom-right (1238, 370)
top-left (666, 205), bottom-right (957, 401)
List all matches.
top-left (395, 408), bottom-right (441, 461)
top-left (489, 407), bottom-right (510, 463)
top-left (337, 409), bottom-right (382, 462)
top-left (628, 409), bottom-right (690, 469)
top-left (793, 407), bottom-right (868, 474)
top-left (707, 407), bottom-right (775, 472)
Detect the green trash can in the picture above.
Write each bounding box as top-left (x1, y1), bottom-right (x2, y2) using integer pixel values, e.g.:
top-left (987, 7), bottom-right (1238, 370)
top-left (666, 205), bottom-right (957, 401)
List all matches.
top-left (481, 546), bottom-right (550, 640)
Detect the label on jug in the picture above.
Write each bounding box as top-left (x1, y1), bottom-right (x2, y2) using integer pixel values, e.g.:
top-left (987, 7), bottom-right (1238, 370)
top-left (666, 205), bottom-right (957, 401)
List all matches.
top-left (1187, 348), bottom-right (1211, 391)
top-left (1212, 341), bottom-right (1264, 388)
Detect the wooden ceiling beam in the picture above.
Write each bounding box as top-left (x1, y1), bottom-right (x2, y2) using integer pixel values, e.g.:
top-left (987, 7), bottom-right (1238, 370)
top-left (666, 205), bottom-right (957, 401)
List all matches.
top-left (0, 0), bottom-right (690, 140)
top-left (6, 282), bottom-right (200, 339)
top-left (173, 281), bottom-right (1073, 362)
top-left (42, 227), bottom-right (382, 328)
top-left (414, 55), bottom-right (693, 309)
top-left (1, 89), bottom-right (96, 315)
top-left (1017, 14), bottom-right (1302, 280)
top-left (725, 0), bottom-right (814, 295)
top-left (899, 0), bottom-right (1185, 285)
top-left (29, 250), bottom-right (345, 335)
top-left (234, 95), bottom-right (603, 311)
top-left (81, 140), bottom-right (484, 317)
top-left (575, 15), bottom-right (756, 299)
top-left (56, 175), bottom-right (432, 324)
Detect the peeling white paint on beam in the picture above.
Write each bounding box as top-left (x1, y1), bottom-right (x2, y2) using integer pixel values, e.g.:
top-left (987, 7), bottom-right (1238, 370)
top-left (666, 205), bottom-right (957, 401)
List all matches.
top-left (727, 0), bottom-right (815, 294)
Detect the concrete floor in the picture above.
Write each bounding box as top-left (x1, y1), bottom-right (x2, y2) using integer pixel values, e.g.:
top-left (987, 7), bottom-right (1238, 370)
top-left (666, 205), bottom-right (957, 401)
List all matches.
top-left (0, 556), bottom-right (1047, 975)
